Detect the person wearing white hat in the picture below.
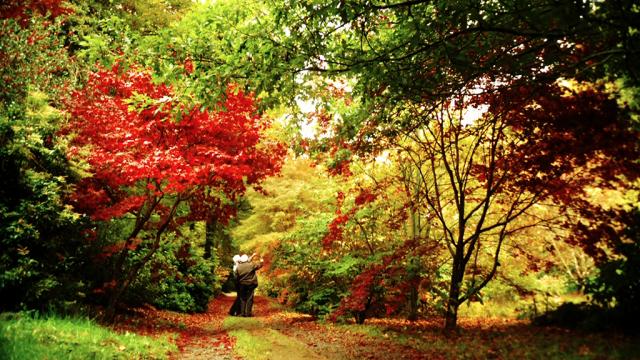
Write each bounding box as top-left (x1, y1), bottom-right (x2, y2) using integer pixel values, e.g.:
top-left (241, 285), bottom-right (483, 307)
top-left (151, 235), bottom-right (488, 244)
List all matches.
top-left (228, 254), bottom-right (242, 316)
top-left (236, 252), bottom-right (264, 317)
top-left (232, 254), bottom-right (241, 273)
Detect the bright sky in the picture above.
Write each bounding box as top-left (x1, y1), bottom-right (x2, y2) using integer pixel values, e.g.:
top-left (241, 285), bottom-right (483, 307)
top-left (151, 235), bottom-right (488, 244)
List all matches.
top-left (296, 99), bottom-right (489, 139)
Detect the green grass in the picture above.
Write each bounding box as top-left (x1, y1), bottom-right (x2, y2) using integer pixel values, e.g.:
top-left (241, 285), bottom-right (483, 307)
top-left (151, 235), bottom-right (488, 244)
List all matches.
top-left (223, 316), bottom-right (324, 360)
top-left (228, 328), bottom-right (276, 360)
top-left (223, 315), bottom-right (265, 332)
top-left (230, 328), bottom-right (324, 360)
top-left (0, 312), bottom-right (176, 360)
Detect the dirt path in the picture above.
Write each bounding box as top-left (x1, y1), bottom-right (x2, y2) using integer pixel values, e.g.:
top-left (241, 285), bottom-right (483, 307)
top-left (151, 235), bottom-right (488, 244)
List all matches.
top-left (220, 296), bottom-right (424, 360)
top-left (117, 294), bottom-right (423, 359)
top-left (116, 294), bottom-right (640, 359)
top-left (175, 294), bottom-right (237, 360)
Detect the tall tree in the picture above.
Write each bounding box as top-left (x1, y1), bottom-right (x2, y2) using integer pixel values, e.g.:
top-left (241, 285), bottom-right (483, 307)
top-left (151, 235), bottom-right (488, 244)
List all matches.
top-left (63, 64), bottom-right (285, 320)
top-left (272, 0), bottom-right (639, 103)
top-left (271, 0), bottom-right (640, 330)
top-left (390, 83), bottom-right (639, 330)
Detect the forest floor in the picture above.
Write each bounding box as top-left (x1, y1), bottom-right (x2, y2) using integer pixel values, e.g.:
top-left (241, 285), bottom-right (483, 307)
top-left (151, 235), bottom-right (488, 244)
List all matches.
top-left (114, 294), bottom-right (640, 360)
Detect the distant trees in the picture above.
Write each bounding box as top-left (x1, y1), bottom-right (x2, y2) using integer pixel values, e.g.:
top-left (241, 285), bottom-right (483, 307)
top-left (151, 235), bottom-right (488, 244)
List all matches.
top-left (268, 0), bottom-right (640, 330)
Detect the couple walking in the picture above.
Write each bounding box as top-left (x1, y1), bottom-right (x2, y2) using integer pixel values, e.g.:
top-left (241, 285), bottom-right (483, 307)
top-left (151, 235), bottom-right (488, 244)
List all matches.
top-left (229, 252), bottom-right (263, 317)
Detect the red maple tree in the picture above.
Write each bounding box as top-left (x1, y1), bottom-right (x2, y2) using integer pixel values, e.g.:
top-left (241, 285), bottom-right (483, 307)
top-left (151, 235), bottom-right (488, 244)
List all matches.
top-left (63, 64), bottom-right (285, 320)
top-left (0, 0), bottom-right (71, 26)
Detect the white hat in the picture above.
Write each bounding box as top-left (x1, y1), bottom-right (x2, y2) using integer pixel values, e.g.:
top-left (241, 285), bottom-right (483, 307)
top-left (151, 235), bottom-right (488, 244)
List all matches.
top-left (240, 254), bottom-right (249, 263)
top-left (232, 254), bottom-right (241, 264)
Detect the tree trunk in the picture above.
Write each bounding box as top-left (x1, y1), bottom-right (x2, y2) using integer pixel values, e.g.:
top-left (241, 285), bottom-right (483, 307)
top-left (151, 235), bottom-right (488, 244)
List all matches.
top-left (355, 296), bottom-right (373, 325)
top-left (103, 197), bottom-right (181, 322)
top-left (407, 197), bottom-right (420, 321)
top-left (204, 219), bottom-right (216, 260)
top-left (104, 267), bottom-right (140, 323)
top-left (104, 283), bottom-right (125, 322)
top-left (408, 284), bottom-right (418, 321)
top-left (445, 255), bottom-right (465, 332)
top-left (104, 241), bottom-right (162, 323)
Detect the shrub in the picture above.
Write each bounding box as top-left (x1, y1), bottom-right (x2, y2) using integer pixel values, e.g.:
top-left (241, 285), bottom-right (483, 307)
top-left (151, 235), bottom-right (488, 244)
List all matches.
top-left (584, 209), bottom-right (640, 331)
top-left (536, 208), bottom-right (640, 333)
top-left (127, 240), bottom-right (219, 313)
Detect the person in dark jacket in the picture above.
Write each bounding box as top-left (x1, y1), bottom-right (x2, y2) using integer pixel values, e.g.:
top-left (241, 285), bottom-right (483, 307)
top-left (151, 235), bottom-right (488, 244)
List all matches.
top-left (236, 253), bottom-right (263, 317)
top-left (228, 254), bottom-right (242, 316)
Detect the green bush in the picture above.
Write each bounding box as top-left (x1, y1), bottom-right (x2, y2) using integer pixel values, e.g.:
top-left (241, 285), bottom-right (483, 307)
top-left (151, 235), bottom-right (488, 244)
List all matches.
top-left (583, 208), bottom-right (640, 332)
top-left (269, 216), bottom-right (353, 317)
top-left (128, 240), bottom-right (219, 313)
top-left (0, 90), bottom-right (90, 312)
top-left (536, 208), bottom-right (640, 332)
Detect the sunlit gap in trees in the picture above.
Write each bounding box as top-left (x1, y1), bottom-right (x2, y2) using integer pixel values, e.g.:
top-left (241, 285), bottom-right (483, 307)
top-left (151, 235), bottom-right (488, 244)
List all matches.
top-left (293, 74), bottom-right (354, 140)
top-left (460, 104), bottom-right (489, 126)
top-left (296, 97), bottom-right (320, 139)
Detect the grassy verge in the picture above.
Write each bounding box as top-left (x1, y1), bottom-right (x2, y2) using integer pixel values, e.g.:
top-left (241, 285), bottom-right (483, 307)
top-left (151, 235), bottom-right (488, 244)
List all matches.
top-left (0, 312), bottom-right (176, 360)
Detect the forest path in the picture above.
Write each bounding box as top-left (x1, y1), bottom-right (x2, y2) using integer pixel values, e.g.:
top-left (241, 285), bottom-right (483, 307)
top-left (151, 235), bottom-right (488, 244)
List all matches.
top-left (215, 295), bottom-right (423, 360)
top-left (115, 294), bottom-right (640, 359)
top-left (120, 293), bottom-right (423, 359)
top-left (115, 294), bottom-right (236, 360)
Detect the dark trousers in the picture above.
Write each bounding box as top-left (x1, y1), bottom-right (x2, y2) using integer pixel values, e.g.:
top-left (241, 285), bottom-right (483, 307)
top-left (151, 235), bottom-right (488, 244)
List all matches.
top-left (229, 295), bottom-right (241, 315)
top-left (229, 278), bottom-right (241, 315)
top-left (238, 283), bottom-right (257, 317)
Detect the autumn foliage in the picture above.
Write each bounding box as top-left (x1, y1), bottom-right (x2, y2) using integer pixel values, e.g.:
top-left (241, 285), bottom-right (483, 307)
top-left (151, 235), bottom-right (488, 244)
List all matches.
top-left (0, 0), bottom-right (71, 25)
top-left (62, 64), bottom-right (285, 318)
top-left (2, 1), bottom-right (640, 352)
top-left (64, 64), bottom-right (284, 223)
top-left (473, 83), bottom-right (640, 259)
top-left (309, 81), bottom-right (640, 329)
